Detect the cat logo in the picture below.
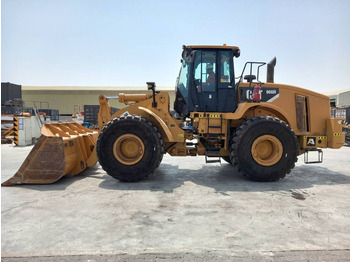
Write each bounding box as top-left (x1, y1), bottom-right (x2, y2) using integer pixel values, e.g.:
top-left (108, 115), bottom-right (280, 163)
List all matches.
top-left (306, 137), bottom-right (316, 146)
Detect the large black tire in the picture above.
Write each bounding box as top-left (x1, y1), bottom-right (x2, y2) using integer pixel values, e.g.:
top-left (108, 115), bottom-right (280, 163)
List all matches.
top-left (97, 115), bottom-right (163, 182)
top-left (230, 116), bottom-right (298, 182)
top-left (156, 153), bottom-right (164, 168)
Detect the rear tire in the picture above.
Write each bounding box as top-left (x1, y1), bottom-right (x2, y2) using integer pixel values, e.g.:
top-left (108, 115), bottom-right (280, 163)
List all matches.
top-left (97, 115), bottom-right (163, 182)
top-left (230, 116), bottom-right (298, 182)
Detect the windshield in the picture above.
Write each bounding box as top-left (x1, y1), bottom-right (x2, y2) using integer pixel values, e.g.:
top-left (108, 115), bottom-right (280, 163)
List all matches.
top-left (176, 59), bottom-right (191, 100)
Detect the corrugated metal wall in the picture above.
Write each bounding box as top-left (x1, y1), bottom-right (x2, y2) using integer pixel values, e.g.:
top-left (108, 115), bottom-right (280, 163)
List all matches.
top-left (338, 91), bottom-right (350, 107)
top-left (22, 87), bottom-right (176, 114)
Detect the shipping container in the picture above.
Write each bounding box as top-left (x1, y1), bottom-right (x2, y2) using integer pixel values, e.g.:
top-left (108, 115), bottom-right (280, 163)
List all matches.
top-left (38, 109), bottom-right (59, 121)
top-left (1, 83), bottom-right (22, 106)
top-left (83, 105), bottom-right (119, 125)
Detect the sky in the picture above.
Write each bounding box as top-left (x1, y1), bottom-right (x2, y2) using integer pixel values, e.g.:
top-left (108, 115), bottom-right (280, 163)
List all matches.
top-left (2, 0), bottom-right (350, 93)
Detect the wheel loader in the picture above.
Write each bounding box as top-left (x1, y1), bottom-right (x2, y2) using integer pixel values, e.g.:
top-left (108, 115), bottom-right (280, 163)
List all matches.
top-left (2, 44), bottom-right (345, 186)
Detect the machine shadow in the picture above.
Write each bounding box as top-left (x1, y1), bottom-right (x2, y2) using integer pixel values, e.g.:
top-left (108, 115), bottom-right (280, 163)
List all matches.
top-left (98, 162), bottom-right (350, 194)
top-left (10, 161), bottom-right (350, 193)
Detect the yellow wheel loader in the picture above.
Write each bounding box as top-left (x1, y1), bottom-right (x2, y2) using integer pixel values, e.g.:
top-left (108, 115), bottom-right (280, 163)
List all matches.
top-left (2, 44), bottom-right (345, 186)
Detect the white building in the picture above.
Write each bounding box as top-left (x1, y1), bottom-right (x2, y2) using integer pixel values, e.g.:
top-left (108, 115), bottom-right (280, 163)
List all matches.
top-left (324, 89), bottom-right (350, 107)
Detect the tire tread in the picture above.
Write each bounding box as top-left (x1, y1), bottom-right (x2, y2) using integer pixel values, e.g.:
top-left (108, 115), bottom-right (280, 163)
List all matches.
top-left (96, 115), bottom-right (164, 182)
top-left (230, 116), bottom-right (298, 182)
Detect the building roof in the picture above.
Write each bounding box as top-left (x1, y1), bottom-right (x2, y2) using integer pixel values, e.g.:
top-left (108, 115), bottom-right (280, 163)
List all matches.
top-left (22, 86), bottom-right (175, 91)
top-left (323, 89), bottom-right (350, 96)
top-left (185, 44), bottom-right (239, 50)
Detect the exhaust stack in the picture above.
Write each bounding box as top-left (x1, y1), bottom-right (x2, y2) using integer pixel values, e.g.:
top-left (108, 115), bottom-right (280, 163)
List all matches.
top-left (267, 57), bottom-right (277, 83)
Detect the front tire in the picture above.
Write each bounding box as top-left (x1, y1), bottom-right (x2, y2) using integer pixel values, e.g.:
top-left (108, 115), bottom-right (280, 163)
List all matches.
top-left (97, 115), bottom-right (163, 182)
top-left (230, 116), bottom-right (298, 182)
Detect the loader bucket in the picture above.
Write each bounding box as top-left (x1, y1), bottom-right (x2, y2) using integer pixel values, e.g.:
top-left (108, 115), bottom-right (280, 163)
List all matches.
top-left (2, 122), bottom-right (99, 186)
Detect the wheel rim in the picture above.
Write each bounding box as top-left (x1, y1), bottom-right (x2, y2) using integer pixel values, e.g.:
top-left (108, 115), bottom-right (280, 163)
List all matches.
top-left (251, 135), bottom-right (283, 166)
top-left (113, 134), bottom-right (145, 165)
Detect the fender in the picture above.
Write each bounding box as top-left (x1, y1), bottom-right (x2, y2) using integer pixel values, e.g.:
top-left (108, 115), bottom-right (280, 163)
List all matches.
top-left (99, 94), bottom-right (184, 143)
top-left (138, 106), bottom-right (174, 141)
top-left (230, 102), bottom-right (290, 123)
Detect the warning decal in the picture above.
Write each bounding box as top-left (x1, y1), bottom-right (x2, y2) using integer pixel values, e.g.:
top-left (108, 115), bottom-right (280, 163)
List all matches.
top-left (306, 137), bottom-right (316, 146)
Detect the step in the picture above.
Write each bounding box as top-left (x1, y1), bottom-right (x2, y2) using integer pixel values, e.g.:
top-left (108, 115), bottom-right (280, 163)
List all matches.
top-left (304, 149), bottom-right (323, 164)
top-left (207, 138), bottom-right (221, 142)
top-left (206, 151), bottom-right (221, 157)
top-left (205, 155), bottom-right (221, 164)
top-left (206, 159), bottom-right (221, 163)
top-left (206, 147), bottom-right (220, 152)
top-left (204, 133), bottom-right (223, 137)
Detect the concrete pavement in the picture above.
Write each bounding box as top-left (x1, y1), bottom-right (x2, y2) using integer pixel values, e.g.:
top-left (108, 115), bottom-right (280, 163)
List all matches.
top-left (2, 144), bottom-right (350, 260)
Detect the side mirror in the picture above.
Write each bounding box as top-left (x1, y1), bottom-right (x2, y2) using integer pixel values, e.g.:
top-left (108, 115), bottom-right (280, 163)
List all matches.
top-left (181, 47), bottom-right (196, 63)
top-left (146, 82), bottom-right (157, 108)
top-left (146, 82), bottom-right (156, 91)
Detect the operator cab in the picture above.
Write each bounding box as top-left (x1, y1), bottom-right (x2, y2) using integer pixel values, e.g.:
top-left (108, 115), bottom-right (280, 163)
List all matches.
top-left (174, 45), bottom-right (240, 116)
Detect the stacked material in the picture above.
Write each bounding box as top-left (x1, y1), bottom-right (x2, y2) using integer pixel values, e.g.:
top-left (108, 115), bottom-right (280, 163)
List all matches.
top-left (83, 105), bottom-right (119, 129)
top-left (1, 114), bottom-right (14, 144)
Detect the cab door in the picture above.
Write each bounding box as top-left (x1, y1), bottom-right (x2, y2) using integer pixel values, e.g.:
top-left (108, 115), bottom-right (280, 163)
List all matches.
top-left (217, 50), bottom-right (236, 112)
top-left (193, 50), bottom-right (217, 112)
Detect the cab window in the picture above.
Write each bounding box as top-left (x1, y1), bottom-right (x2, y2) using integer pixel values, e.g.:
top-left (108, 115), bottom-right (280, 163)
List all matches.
top-left (177, 59), bottom-right (190, 99)
top-left (194, 51), bottom-right (217, 92)
top-left (220, 51), bottom-right (231, 83)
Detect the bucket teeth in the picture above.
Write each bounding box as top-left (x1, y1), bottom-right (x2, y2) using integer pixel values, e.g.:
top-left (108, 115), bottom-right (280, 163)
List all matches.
top-left (1, 176), bottom-right (23, 187)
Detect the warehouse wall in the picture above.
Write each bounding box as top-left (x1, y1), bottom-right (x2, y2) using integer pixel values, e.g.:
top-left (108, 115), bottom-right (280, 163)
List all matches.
top-left (338, 91), bottom-right (350, 107)
top-left (324, 89), bottom-right (350, 107)
top-left (22, 87), bottom-right (176, 114)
